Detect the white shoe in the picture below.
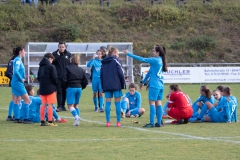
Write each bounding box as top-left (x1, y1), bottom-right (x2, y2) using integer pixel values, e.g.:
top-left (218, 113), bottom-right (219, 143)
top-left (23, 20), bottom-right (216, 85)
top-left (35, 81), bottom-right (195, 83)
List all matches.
top-left (73, 116), bottom-right (80, 126)
top-left (121, 109), bottom-right (125, 118)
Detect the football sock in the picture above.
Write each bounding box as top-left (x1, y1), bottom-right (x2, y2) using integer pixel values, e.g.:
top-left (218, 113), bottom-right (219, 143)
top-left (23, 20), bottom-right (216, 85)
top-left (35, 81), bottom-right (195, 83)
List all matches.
top-left (93, 97), bottom-right (98, 109)
top-left (70, 106), bottom-right (77, 117)
top-left (157, 105), bottom-right (163, 124)
top-left (150, 105), bottom-right (156, 125)
top-left (163, 102), bottom-right (168, 116)
top-left (121, 101), bottom-right (127, 113)
top-left (13, 103), bottom-right (20, 119)
top-left (8, 101), bottom-right (14, 117)
top-left (53, 108), bottom-right (59, 119)
top-left (105, 101), bottom-right (111, 122)
top-left (22, 103), bottom-right (30, 120)
top-left (75, 108), bottom-right (80, 116)
top-left (115, 101), bottom-right (121, 122)
top-left (193, 104), bottom-right (200, 113)
top-left (198, 104), bottom-right (208, 119)
top-left (40, 106), bottom-right (45, 121)
top-left (48, 105), bottom-right (53, 122)
top-left (99, 97), bottom-right (104, 109)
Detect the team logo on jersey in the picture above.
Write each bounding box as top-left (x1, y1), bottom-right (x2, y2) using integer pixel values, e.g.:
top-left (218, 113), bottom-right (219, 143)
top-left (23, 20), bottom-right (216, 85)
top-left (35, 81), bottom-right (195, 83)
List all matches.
top-left (65, 56), bottom-right (68, 59)
top-left (16, 60), bottom-right (21, 65)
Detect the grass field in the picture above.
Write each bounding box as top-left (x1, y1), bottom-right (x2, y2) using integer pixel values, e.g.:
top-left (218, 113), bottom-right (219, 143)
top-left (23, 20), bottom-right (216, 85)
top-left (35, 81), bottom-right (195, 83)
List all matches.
top-left (0, 84), bottom-right (240, 160)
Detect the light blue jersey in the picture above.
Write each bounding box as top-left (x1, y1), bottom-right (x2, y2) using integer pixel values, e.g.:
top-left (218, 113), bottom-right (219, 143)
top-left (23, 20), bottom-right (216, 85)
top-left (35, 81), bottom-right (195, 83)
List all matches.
top-left (28, 96), bottom-right (41, 122)
top-left (127, 53), bottom-right (164, 90)
top-left (87, 58), bottom-right (102, 78)
top-left (122, 91), bottom-right (141, 110)
top-left (192, 95), bottom-right (216, 113)
top-left (11, 56), bottom-right (27, 96)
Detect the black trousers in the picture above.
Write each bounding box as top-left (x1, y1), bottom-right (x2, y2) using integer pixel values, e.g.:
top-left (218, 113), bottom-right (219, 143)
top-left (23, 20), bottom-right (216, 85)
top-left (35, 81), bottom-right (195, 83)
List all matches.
top-left (56, 78), bottom-right (66, 109)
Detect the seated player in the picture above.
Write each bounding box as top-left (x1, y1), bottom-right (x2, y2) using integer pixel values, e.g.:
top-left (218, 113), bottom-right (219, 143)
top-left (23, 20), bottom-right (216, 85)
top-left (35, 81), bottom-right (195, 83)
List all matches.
top-left (203, 87), bottom-right (238, 123)
top-left (121, 83), bottom-right (145, 118)
top-left (19, 85), bottom-right (67, 123)
top-left (166, 84), bottom-right (193, 124)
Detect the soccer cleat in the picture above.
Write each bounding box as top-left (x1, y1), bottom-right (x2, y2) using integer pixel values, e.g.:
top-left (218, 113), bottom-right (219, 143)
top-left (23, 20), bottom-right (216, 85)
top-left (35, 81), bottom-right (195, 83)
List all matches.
top-left (190, 118), bottom-right (202, 123)
top-left (48, 123), bottom-right (58, 126)
top-left (134, 114), bottom-right (139, 118)
top-left (106, 122), bottom-right (111, 127)
top-left (41, 122), bottom-right (48, 126)
top-left (14, 119), bottom-right (23, 123)
top-left (99, 108), bottom-right (104, 113)
top-left (155, 120), bottom-right (164, 127)
top-left (143, 123), bottom-right (155, 128)
top-left (6, 116), bottom-right (15, 121)
top-left (116, 122), bottom-right (121, 127)
top-left (61, 107), bottom-right (67, 111)
top-left (121, 109), bottom-right (125, 118)
top-left (183, 118), bottom-right (189, 124)
top-left (176, 119), bottom-right (184, 125)
top-left (94, 108), bottom-right (98, 112)
top-left (73, 116), bottom-right (80, 126)
top-left (57, 118), bottom-right (68, 123)
top-left (23, 119), bottom-right (33, 124)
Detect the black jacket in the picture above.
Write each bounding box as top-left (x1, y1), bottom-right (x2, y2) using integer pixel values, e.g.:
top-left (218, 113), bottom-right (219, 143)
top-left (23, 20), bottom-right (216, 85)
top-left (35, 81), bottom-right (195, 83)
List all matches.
top-left (52, 49), bottom-right (71, 78)
top-left (38, 57), bottom-right (58, 95)
top-left (62, 63), bottom-right (88, 89)
top-left (100, 56), bottom-right (125, 92)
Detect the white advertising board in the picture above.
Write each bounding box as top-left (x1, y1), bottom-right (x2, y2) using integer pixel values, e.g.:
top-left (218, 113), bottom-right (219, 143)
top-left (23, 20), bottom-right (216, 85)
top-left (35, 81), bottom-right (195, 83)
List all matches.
top-left (140, 67), bottom-right (240, 83)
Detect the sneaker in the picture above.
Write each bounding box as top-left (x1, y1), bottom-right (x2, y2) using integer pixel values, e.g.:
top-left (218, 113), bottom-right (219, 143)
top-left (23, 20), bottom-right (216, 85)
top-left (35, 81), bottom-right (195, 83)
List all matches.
top-left (94, 108), bottom-right (98, 112)
top-left (56, 107), bottom-right (62, 112)
top-left (143, 123), bottom-right (155, 128)
top-left (48, 123), bottom-right (58, 126)
top-left (116, 122), bottom-right (121, 127)
top-left (6, 116), bottom-right (15, 121)
top-left (121, 109), bottom-right (125, 118)
top-left (62, 107), bottom-right (67, 111)
top-left (73, 116), bottom-right (80, 126)
top-left (57, 118), bottom-right (68, 123)
top-left (106, 122), bottom-right (111, 127)
top-left (23, 119), bottom-right (33, 124)
top-left (14, 119), bottom-right (23, 123)
top-left (176, 119), bottom-right (184, 125)
top-left (99, 108), bottom-right (104, 113)
top-left (183, 118), bottom-right (189, 124)
top-left (41, 122), bottom-right (48, 126)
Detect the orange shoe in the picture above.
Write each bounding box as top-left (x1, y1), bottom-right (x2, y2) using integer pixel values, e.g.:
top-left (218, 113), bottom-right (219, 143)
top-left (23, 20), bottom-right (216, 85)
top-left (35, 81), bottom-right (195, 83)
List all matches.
top-left (57, 118), bottom-right (68, 123)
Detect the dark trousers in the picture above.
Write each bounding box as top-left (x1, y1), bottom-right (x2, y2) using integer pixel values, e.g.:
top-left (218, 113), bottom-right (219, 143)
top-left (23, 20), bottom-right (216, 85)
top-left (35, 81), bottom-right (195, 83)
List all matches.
top-left (56, 78), bottom-right (66, 109)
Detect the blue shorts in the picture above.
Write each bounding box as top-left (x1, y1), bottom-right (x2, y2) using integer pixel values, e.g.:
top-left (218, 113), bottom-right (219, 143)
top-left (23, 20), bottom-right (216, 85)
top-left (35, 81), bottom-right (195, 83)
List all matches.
top-left (66, 87), bottom-right (82, 105)
top-left (105, 90), bottom-right (122, 98)
top-left (11, 82), bottom-right (27, 96)
top-left (92, 77), bottom-right (102, 93)
top-left (148, 87), bottom-right (164, 101)
top-left (209, 107), bottom-right (227, 123)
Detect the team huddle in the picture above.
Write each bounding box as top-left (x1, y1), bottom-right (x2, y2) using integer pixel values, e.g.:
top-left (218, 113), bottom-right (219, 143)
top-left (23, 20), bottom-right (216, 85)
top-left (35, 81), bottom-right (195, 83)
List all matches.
top-left (5, 43), bottom-right (238, 127)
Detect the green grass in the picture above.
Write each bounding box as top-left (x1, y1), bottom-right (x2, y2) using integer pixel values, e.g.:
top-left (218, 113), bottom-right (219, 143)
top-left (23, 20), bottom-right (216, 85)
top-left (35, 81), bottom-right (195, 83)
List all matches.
top-left (0, 84), bottom-right (240, 159)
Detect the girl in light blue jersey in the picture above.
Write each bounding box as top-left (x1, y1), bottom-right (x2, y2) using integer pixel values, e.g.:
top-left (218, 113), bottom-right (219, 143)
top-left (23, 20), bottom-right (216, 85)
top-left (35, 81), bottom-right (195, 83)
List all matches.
top-left (11, 47), bottom-right (31, 124)
top-left (124, 45), bottom-right (168, 128)
top-left (204, 87), bottom-right (238, 123)
top-left (87, 50), bottom-right (104, 112)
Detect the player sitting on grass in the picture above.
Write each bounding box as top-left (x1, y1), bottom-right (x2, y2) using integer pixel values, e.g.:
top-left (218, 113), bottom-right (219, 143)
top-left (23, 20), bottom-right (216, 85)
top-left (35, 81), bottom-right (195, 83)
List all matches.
top-left (203, 87), bottom-right (238, 123)
top-left (121, 83), bottom-right (145, 118)
top-left (166, 84), bottom-right (193, 124)
top-left (190, 86), bottom-right (215, 123)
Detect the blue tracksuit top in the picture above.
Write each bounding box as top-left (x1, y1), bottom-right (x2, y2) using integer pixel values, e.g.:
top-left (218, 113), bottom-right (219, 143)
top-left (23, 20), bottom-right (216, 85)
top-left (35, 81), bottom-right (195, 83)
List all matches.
top-left (28, 96), bottom-right (41, 122)
top-left (87, 58), bottom-right (102, 78)
top-left (122, 91), bottom-right (141, 110)
top-left (127, 53), bottom-right (164, 89)
top-left (219, 96), bottom-right (238, 123)
top-left (192, 95), bottom-right (216, 107)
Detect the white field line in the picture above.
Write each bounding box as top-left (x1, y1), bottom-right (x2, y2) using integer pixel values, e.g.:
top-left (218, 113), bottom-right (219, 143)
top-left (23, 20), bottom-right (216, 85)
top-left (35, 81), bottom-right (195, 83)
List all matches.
top-left (1, 107), bottom-right (240, 144)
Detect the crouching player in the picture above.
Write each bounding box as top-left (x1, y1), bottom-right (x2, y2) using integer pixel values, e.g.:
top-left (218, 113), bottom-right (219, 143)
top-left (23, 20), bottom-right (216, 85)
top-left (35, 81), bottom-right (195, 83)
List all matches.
top-left (203, 87), bottom-right (238, 123)
top-left (121, 83), bottom-right (145, 118)
top-left (166, 84), bottom-right (193, 124)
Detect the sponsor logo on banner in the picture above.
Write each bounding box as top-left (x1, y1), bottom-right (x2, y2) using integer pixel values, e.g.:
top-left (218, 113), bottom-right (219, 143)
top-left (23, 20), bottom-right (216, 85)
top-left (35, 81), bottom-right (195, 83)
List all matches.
top-left (140, 67), bottom-right (240, 83)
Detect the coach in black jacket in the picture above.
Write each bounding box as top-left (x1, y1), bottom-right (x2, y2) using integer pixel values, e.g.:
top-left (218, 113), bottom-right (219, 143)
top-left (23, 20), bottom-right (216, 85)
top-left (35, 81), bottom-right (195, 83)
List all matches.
top-left (52, 42), bottom-right (71, 112)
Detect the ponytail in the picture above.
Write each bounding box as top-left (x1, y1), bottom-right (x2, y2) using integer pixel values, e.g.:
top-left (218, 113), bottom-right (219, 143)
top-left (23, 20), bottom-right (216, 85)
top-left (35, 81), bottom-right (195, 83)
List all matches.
top-left (223, 87), bottom-right (231, 96)
top-left (201, 86), bottom-right (212, 99)
top-left (155, 45), bottom-right (168, 72)
top-left (108, 46), bottom-right (119, 56)
top-left (13, 47), bottom-right (24, 56)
